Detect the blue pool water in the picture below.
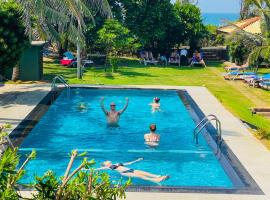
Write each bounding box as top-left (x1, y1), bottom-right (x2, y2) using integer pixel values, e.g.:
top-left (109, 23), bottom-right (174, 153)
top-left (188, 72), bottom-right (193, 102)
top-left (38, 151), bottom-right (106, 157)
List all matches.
top-left (19, 89), bottom-right (233, 187)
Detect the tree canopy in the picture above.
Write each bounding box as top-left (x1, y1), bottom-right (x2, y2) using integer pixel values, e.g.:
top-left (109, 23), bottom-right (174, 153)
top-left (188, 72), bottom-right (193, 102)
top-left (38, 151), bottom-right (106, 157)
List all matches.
top-left (0, 0), bottom-right (29, 76)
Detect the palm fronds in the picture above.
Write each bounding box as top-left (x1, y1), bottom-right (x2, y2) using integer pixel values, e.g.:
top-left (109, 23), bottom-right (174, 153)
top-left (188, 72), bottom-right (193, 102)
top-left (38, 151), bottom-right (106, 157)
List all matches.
top-left (16, 0), bottom-right (112, 46)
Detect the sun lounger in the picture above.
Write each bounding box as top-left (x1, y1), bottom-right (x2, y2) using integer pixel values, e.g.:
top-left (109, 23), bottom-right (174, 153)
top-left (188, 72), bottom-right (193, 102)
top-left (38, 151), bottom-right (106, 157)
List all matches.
top-left (259, 81), bottom-right (270, 90)
top-left (246, 74), bottom-right (270, 87)
top-left (223, 71), bottom-right (256, 81)
top-left (224, 64), bottom-right (249, 71)
top-left (251, 107), bottom-right (270, 117)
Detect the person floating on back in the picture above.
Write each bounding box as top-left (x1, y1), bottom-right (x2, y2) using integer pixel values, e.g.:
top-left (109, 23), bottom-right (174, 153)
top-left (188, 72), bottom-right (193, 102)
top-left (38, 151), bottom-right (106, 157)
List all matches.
top-left (100, 97), bottom-right (129, 126)
top-left (149, 97), bottom-right (160, 112)
top-left (96, 158), bottom-right (169, 183)
top-left (144, 124), bottom-right (160, 147)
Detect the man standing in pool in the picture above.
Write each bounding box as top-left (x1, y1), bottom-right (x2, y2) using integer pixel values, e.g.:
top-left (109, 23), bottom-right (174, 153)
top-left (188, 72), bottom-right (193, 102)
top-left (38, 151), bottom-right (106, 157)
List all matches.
top-left (100, 97), bottom-right (129, 126)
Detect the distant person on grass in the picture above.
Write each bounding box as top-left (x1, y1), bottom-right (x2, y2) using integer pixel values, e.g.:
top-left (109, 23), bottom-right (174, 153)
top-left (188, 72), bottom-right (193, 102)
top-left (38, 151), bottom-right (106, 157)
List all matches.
top-left (100, 97), bottom-right (129, 126)
top-left (96, 158), bottom-right (169, 183)
top-left (144, 124), bottom-right (160, 147)
top-left (190, 50), bottom-right (206, 67)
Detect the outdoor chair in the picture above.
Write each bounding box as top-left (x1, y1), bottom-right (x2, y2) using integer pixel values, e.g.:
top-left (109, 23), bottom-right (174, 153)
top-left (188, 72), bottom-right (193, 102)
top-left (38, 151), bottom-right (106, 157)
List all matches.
top-left (246, 74), bottom-right (270, 87)
top-left (223, 71), bottom-right (256, 81)
top-left (259, 81), bottom-right (270, 90)
top-left (224, 63), bottom-right (250, 72)
top-left (139, 51), bottom-right (158, 66)
top-left (168, 51), bottom-right (180, 66)
top-left (251, 107), bottom-right (270, 117)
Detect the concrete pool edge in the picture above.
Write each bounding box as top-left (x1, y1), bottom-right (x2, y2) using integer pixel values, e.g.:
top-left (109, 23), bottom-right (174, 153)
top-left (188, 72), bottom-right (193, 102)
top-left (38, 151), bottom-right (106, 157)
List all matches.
top-left (1, 84), bottom-right (270, 200)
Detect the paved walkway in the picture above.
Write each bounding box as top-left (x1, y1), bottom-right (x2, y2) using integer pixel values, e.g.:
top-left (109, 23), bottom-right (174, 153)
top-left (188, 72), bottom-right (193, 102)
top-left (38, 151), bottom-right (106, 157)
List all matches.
top-left (1, 84), bottom-right (270, 200)
top-left (0, 84), bottom-right (50, 127)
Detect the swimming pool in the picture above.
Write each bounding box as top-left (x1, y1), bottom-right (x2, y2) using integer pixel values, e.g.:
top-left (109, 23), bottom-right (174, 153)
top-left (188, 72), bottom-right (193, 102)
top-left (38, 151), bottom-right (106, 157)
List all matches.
top-left (16, 88), bottom-right (260, 192)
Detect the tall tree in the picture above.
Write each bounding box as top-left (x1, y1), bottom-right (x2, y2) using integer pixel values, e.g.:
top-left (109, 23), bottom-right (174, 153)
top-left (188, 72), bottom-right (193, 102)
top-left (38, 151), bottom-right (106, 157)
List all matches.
top-left (0, 0), bottom-right (29, 81)
top-left (174, 2), bottom-right (207, 52)
top-left (240, 0), bottom-right (258, 19)
top-left (238, 0), bottom-right (270, 66)
top-left (17, 0), bottom-right (112, 79)
top-left (119, 0), bottom-right (182, 53)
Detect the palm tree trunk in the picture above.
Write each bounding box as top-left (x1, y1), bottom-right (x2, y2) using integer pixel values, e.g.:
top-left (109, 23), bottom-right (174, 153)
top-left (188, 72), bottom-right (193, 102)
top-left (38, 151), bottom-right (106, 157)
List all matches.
top-left (77, 42), bottom-right (82, 79)
top-left (11, 65), bottom-right (20, 81)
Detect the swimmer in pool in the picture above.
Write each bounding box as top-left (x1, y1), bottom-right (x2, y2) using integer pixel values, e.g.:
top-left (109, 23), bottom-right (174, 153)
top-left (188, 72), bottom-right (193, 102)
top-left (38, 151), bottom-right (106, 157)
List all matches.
top-left (149, 97), bottom-right (160, 112)
top-left (100, 97), bottom-right (129, 126)
top-left (144, 124), bottom-right (160, 147)
top-left (96, 158), bottom-right (169, 183)
top-left (77, 102), bottom-right (88, 112)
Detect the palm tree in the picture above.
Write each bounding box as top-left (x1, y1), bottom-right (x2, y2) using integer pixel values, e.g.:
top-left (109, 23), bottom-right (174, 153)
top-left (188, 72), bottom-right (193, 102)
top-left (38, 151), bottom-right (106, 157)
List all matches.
top-left (16, 0), bottom-right (112, 79)
top-left (244, 0), bottom-right (270, 66)
top-left (234, 0), bottom-right (270, 67)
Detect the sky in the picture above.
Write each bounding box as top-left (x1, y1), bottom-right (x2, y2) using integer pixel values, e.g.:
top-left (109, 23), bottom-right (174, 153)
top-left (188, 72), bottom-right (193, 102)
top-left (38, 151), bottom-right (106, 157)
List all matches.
top-left (197, 0), bottom-right (240, 13)
top-left (172, 0), bottom-right (241, 13)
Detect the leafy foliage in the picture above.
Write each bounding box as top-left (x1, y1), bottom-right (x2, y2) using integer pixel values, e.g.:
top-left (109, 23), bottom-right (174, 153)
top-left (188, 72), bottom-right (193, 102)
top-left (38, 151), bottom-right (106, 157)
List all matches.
top-left (98, 19), bottom-right (140, 72)
top-left (16, 0), bottom-right (111, 44)
top-left (226, 33), bottom-right (252, 64)
top-left (0, 148), bottom-right (36, 200)
top-left (121, 0), bottom-right (180, 53)
top-left (112, 0), bottom-right (206, 53)
top-left (174, 2), bottom-right (207, 52)
top-left (0, 0), bottom-right (29, 76)
top-left (236, 0), bottom-right (270, 66)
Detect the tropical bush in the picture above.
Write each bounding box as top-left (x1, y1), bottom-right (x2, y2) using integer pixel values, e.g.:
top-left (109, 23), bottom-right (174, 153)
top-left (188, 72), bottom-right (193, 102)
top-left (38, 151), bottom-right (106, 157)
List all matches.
top-left (0, 148), bottom-right (36, 200)
top-left (98, 19), bottom-right (140, 72)
top-left (174, 2), bottom-right (208, 52)
top-left (226, 32), bottom-right (260, 65)
top-left (0, 0), bottom-right (29, 78)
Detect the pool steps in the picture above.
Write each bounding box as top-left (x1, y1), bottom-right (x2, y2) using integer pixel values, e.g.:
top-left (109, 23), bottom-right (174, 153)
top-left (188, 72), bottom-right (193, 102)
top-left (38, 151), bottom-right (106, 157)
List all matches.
top-left (193, 115), bottom-right (222, 147)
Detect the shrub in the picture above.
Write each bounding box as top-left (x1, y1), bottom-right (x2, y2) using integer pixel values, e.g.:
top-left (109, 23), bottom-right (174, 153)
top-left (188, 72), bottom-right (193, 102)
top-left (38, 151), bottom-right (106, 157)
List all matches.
top-left (226, 32), bottom-right (258, 65)
top-left (0, 0), bottom-right (29, 77)
top-left (98, 19), bottom-right (140, 72)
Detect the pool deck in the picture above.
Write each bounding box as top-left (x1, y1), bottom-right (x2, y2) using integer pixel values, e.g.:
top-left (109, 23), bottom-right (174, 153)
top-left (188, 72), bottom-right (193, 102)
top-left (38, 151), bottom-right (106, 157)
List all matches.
top-left (1, 84), bottom-right (270, 200)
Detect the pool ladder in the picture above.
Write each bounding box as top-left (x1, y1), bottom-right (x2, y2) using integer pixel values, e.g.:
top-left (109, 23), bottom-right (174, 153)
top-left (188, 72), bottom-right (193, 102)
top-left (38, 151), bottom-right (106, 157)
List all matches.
top-left (193, 115), bottom-right (222, 147)
top-left (51, 75), bottom-right (70, 101)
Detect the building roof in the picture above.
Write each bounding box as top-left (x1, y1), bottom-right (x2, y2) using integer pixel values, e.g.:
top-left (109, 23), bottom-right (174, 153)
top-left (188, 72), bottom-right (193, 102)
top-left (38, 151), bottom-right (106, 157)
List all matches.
top-left (217, 16), bottom-right (261, 34)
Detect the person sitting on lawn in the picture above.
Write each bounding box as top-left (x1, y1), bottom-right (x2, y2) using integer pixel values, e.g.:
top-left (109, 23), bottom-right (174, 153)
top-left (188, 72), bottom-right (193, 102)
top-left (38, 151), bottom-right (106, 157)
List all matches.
top-left (190, 50), bottom-right (206, 67)
top-left (180, 48), bottom-right (188, 66)
top-left (169, 50), bottom-right (180, 63)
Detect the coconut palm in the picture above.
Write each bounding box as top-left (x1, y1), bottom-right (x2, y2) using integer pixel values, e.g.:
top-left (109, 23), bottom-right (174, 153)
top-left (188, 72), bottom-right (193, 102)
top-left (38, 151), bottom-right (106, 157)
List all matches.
top-left (236, 0), bottom-right (270, 65)
top-left (16, 0), bottom-right (112, 79)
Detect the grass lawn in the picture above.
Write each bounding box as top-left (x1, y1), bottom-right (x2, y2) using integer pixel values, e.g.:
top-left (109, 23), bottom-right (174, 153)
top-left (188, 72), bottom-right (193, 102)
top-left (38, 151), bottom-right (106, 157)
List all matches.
top-left (43, 57), bottom-right (270, 146)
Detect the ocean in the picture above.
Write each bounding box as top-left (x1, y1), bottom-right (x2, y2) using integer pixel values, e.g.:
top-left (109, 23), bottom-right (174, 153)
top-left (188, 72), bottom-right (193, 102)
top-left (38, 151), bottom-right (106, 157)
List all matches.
top-left (202, 13), bottom-right (240, 26)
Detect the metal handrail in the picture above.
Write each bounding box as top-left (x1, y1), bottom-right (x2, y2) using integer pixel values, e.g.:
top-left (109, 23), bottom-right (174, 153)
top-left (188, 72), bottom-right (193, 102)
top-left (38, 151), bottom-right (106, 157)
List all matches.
top-left (193, 115), bottom-right (222, 146)
top-left (51, 75), bottom-right (70, 101)
top-left (51, 75), bottom-right (70, 90)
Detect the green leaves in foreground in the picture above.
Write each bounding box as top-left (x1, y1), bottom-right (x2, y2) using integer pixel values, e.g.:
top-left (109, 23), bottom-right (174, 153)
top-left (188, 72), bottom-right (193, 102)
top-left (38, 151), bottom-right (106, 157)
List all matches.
top-left (0, 148), bottom-right (36, 200)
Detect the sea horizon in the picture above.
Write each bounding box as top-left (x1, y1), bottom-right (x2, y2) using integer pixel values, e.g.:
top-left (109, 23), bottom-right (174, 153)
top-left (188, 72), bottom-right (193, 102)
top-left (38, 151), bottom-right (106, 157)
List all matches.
top-left (202, 12), bottom-right (240, 26)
